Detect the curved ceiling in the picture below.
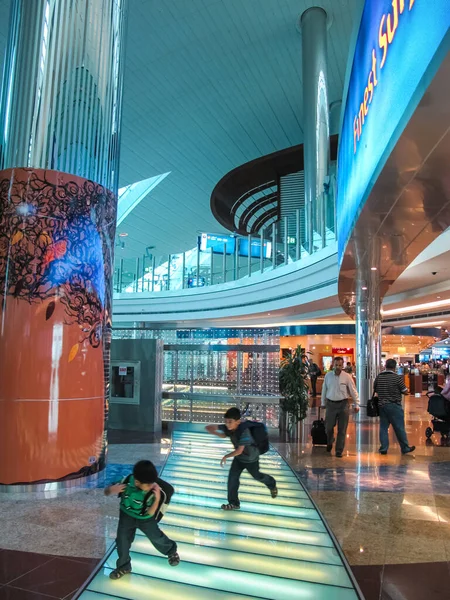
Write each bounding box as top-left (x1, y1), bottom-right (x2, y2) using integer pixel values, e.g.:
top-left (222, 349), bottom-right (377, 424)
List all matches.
top-left (211, 135), bottom-right (338, 234)
top-left (0, 0), bottom-right (360, 258)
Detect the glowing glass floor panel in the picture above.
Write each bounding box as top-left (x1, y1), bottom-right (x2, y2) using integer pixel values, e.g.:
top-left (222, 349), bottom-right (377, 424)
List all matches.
top-left (78, 431), bottom-right (361, 600)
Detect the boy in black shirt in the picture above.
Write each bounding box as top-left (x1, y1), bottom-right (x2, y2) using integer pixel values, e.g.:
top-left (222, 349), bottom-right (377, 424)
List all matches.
top-left (105, 460), bottom-right (180, 580)
top-left (206, 407), bottom-right (278, 510)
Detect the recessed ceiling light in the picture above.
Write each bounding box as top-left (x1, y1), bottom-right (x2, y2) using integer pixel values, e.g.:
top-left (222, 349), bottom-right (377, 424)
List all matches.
top-left (119, 232), bottom-right (128, 237)
top-left (362, 286), bottom-right (367, 290)
top-left (371, 267), bottom-right (377, 271)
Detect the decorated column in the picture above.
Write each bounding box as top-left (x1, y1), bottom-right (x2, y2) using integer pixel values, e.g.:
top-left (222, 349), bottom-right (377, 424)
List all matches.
top-left (0, 0), bottom-right (127, 485)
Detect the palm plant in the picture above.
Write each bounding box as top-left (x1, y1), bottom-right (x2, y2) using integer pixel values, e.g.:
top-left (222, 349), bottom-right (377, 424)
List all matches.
top-left (279, 345), bottom-right (311, 434)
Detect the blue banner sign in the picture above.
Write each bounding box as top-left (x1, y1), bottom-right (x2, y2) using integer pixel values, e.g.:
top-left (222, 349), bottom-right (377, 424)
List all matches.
top-left (199, 233), bottom-right (236, 255)
top-left (238, 238), bottom-right (272, 259)
top-left (337, 0), bottom-right (450, 261)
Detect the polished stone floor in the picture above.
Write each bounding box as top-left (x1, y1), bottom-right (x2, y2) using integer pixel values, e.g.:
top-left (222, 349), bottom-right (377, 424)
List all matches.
top-left (0, 395), bottom-right (449, 599)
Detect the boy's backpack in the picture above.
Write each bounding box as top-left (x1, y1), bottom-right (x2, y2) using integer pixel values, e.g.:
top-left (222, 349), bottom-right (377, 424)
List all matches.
top-left (121, 475), bottom-right (174, 522)
top-left (238, 421), bottom-right (270, 454)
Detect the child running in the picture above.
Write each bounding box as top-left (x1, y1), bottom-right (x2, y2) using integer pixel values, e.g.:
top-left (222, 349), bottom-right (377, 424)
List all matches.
top-left (206, 407), bottom-right (278, 510)
top-left (105, 459), bottom-right (180, 579)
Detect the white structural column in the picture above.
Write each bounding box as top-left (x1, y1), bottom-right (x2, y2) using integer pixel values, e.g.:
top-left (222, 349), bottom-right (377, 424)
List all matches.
top-left (354, 237), bottom-right (382, 405)
top-left (300, 7), bottom-right (330, 253)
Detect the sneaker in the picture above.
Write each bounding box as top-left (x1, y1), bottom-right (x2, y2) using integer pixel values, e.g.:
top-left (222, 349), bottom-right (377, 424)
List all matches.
top-left (379, 448), bottom-right (388, 455)
top-left (326, 444), bottom-right (333, 452)
top-left (168, 552), bottom-right (180, 567)
top-left (221, 503), bottom-right (240, 510)
top-left (335, 452), bottom-right (343, 458)
top-left (109, 568), bottom-right (131, 580)
top-left (402, 446), bottom-right (416, 455)
top-left (270, 486), bottom-right (278, 498)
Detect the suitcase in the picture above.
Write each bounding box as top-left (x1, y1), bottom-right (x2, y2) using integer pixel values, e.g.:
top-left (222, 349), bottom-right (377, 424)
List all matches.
top-left (311, 408), bottom-right (328, 446)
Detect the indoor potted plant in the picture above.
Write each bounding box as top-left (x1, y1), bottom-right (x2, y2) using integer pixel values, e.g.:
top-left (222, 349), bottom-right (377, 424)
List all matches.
top-left (279, 345), bottom-right (311, 439)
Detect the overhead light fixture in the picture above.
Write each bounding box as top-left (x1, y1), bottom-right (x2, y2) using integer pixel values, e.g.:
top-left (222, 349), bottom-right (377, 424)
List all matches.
top-left (410, 322), bottom-right (444, 327)
top-left (119, 232), bottom-right (128, 237)
top-left (371, 267), bottom-right (377, 271)
top-left (362, 286), bottom-right (367, 290)
top-left (382, 298), bottom-right (450, 316)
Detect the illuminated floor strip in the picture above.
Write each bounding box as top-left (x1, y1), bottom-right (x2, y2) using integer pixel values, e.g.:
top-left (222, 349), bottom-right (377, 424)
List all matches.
top-left (78, 431), bottom-right (361, 600)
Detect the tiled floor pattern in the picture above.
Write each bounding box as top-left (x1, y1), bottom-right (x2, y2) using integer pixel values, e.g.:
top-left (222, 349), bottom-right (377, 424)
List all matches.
top-left (0, 549), bottom-right (99, 599)
top-left (78, 431), bottom-right (361, 599)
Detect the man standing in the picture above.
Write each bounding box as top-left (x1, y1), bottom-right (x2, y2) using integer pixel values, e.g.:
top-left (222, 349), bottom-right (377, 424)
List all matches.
top-left (321, 356), bottom-right (359, 457)
top-left (374, 359), bottom-right (415, 455)
top-left (309, 361), bottom-right (322, 398)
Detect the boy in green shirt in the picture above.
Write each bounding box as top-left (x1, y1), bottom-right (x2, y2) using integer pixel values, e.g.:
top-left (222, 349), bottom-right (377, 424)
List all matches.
top-left (105, 460), bottom-right (180, 579)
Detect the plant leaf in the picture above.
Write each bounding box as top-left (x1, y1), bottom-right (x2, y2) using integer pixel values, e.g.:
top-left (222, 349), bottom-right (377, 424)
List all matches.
top-left (68, 343), bottom-right (79, 363)
top-left (11, 231), bottom-right (23, 245)
top-left (45, 301), bottom-right (56, 321)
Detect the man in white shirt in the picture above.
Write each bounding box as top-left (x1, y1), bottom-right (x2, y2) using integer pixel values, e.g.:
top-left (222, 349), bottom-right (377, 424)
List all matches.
top-left (321, 356), bottom-right (360, 457)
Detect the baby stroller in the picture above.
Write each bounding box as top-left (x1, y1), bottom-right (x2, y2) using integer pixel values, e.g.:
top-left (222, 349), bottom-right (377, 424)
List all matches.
top-left (425, 388), bottom-right (450, 444)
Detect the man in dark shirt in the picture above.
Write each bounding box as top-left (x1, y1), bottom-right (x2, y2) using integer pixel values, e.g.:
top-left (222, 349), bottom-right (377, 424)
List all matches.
top-left (309, 361), bottom-right (321, 397)
top-left (374, 359), bottom-right (415, 455)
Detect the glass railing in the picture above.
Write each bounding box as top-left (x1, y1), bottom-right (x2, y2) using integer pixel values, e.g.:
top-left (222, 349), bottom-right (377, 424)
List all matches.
top-left (114, 187), bottom-right (336, 294)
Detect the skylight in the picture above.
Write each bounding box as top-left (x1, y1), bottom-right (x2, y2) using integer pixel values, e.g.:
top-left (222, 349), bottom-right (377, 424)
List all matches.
top-left (117, 172), bottom-right (170, 226)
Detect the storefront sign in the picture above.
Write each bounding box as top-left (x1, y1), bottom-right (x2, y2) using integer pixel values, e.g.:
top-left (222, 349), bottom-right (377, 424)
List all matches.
top-left (337, 0), bottom-right (450, 261)
top-left (332, 347), bottom-right (354, 355)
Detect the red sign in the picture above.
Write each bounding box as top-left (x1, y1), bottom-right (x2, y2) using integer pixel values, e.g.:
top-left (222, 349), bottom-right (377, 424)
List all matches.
top-left (332, 347), bottom-right (354, 355)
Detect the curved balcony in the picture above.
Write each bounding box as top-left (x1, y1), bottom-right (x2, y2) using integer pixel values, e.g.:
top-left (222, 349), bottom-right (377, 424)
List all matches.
top-left (113, 189), bottom-right (336, 295)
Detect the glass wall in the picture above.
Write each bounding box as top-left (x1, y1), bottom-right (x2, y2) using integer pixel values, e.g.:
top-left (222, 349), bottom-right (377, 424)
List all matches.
top-left (113, 328), bottom-right (281, 426)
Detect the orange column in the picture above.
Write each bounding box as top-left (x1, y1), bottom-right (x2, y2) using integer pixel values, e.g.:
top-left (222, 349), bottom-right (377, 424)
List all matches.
top-left (0, 168), bottom-right (115, 484)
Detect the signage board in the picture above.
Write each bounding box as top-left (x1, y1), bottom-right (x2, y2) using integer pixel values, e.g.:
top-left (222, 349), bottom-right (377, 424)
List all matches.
top-left (199, 233), bottom-right (236, 255)
top-left (118, 365), bottom-right (127, 376)
top-left (337, 0), bottom-right (450, 261)
top-left (238, 238), bottom-right (272, 259)
top-left (332, 347), bottom-right (354, 355)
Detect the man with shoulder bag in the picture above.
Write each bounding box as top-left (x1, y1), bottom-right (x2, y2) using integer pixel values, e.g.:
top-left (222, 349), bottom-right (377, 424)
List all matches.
top-left (373, 359), bottom-right (415, 455)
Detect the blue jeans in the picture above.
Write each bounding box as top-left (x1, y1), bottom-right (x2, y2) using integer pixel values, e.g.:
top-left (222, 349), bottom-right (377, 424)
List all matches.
top-left (379, 403), bottom-right (410, 453)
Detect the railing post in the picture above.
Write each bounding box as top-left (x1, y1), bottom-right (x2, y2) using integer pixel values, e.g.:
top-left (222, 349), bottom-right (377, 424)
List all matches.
top-left (322, 192), bottom-right (326, 249)
top-left (296, 208), bottom-right (301, 261)
top-left (223, 242), bottom-right (227, 283)
top-left (135, 257), bottom-right (140, 292)
top-left (182, 252), bottom-right (186, 289)
top-left (284, 216), bottom-right (288, 265)
top-left (119, 258), bottom-right (124, 292)
top-left (234, 238), bottom-right (239, 280)
top-left (151, 256), bottom-right (156, 292)
top-left (247, 234), bottom-right (252, 277)
top-left (167, 254), bottom-right (171, 290)
top-left (196, 247), bottom-right (200, 287)
top-left (210, 247), bottom-right (214, 285)
top-left (260, 228), bottom-right (264, 273)
top-left (272, 223), bottom-right (276, 269)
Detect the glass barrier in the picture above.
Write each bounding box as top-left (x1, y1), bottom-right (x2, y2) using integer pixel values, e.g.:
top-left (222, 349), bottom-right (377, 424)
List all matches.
top-left (114, 187), bottom-right (336, 294)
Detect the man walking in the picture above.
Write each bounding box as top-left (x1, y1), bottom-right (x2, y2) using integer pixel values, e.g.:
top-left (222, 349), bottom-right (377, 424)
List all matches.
top-left (374, 359), bottom-right (415, 455)
top-left (321, 356), bottom-right (359, 457)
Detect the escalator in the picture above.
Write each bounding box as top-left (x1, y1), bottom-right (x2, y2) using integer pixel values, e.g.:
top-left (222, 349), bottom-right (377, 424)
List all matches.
top-left (77, 431), bottom-right (362, 599)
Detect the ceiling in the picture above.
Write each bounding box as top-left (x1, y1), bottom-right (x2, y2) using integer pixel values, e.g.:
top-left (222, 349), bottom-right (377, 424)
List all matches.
top-left (0, 0), bottom-right (360, 258)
